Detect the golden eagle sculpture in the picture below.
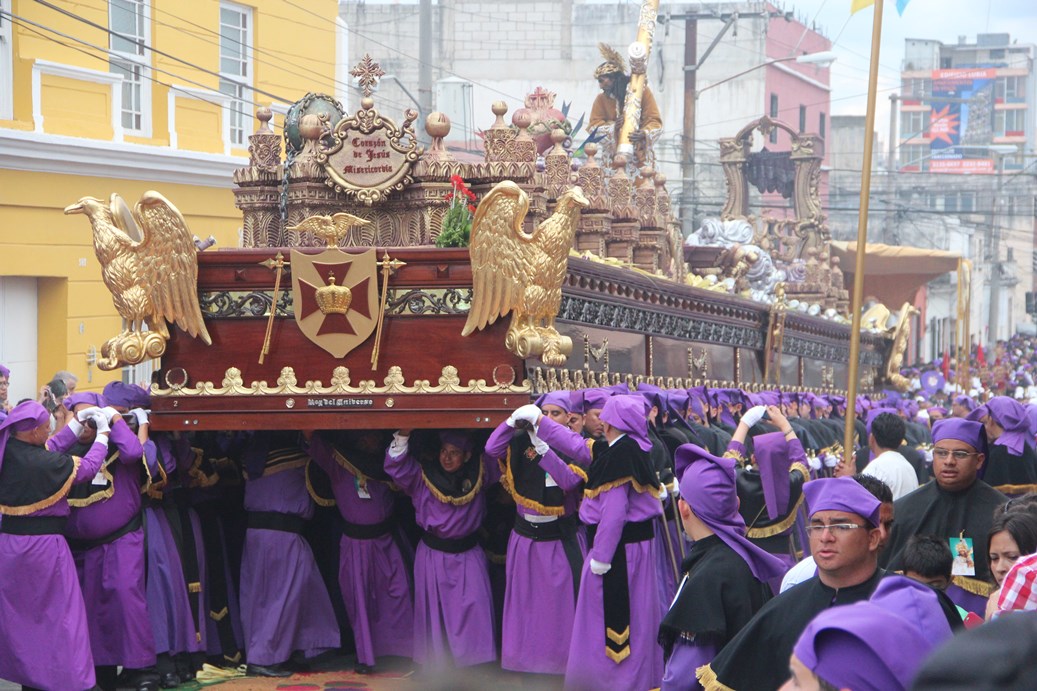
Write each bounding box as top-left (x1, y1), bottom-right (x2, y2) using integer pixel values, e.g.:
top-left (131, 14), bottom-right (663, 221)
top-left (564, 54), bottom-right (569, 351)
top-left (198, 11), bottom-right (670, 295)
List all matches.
top-left (65, 191), bottom-right (212, 370)
top-left (286, 212), bottom-right (371, 247)
top-left (462, 180), bottom-right (588, 366)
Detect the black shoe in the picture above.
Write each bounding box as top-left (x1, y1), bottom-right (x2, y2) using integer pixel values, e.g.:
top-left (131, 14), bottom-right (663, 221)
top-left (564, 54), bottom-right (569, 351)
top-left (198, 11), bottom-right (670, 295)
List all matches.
top-left (246, 663), bottom-right (292, 678)
top-left (354, 663), bottom-right (374, 675)
top-left (158, 672), bottom-right (180, 689)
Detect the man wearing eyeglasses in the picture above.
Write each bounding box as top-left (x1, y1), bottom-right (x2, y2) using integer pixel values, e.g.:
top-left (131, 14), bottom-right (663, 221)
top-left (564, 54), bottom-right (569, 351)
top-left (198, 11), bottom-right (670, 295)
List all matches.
top-left (697, 477), bottom-right (885, 691)
top-left (0, 364), bottom-right (11, 414)
top-left (879, 418), bottom-right (1007, 615)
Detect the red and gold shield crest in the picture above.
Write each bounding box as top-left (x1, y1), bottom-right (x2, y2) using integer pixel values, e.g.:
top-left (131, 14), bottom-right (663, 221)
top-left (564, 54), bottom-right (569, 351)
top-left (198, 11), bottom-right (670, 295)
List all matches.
top-left (291, 248), bottom-right (378, 358)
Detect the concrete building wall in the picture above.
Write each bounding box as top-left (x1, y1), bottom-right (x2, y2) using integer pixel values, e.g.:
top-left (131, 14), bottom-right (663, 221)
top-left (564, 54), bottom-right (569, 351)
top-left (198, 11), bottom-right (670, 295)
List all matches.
top-left (0, 0), bottom-right (339, 392)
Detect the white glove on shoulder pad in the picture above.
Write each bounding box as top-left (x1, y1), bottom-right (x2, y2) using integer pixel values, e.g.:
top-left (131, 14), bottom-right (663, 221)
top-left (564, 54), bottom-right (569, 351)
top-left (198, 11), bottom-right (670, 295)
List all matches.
top-left (129, 408), bottom-right (150, 425)
top-left (740, 405), bottom-right (767, 428)
top-left (590, 558), bottom-right (611, 575)
top-left (512, 403), bottom-right (542, 424)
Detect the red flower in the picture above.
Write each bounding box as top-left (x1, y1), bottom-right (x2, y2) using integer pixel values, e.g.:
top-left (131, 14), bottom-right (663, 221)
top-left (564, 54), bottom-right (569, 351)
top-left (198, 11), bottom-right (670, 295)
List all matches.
top-left (444, 192), bottom-right (454, 202)
top-left (450, 174), bottom-right (464, 186)
top-left (465, 188), bottom-right (476, 201)
top-left (468, 204), bottom-right (476, 213)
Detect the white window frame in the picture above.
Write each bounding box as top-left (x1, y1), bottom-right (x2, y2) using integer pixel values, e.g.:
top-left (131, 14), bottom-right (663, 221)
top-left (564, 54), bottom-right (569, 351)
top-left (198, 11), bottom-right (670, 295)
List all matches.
top-left (108, 0), bottom-right (151, 137)
top-left (0, 0), bottom-right (13, 120)
top-left (219, 2), bottom-right (253, 148)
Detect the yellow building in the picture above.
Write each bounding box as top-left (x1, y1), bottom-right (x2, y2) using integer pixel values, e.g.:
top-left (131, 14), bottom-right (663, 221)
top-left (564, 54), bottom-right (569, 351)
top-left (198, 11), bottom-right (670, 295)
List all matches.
top-left (0, 0), bottom-right (340, 400)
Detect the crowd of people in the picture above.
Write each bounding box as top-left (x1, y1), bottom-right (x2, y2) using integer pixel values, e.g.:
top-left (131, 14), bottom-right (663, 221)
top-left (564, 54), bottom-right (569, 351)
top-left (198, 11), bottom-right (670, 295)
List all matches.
top-left (3, 357), bottom-right (1037, 691)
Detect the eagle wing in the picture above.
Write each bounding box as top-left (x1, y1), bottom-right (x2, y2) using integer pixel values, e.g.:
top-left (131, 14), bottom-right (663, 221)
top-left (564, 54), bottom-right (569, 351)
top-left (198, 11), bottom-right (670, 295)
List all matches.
top-left (132, 191), bottom-right (212, 344)
top-left (286, 215), bottom-right (333, 239)
top-left (461, 180), bottom-right (532, 336)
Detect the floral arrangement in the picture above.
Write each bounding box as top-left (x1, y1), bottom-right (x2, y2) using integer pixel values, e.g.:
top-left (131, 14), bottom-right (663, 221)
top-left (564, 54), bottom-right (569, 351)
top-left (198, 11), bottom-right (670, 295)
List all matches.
top-left (435, 175), bottom-right (477, 247)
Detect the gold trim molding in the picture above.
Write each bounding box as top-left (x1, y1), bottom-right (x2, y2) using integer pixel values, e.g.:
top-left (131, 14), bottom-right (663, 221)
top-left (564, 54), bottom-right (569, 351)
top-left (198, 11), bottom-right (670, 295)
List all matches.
top-left (151, 365), bottom-right (531, 397)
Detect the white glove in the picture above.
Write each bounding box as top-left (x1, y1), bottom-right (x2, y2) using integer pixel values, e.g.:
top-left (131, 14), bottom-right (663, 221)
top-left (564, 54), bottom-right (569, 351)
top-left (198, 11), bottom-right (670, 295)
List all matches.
top-left (100, 406), bottom-right (120, 423)
top-left (512, 404), bottom-right (541, 424)
top-left (590, 559), bottom-right (611, 575)
top-left (92, 409), bottom-right (112, 434)
top-left (923, 448), bottom-right (934, 465)
top-left (129, 408), bottom-right (150, 426)
top-left (527, 430), bottom-right (550, 456)
top-left (505, 415), bottom-right (517, 428)
top-left (808, 455), bottom-right (822, 471)
top-left (94, 432), bottom-right (110, 447)
top-left (75, 405), bottom-right (101, 424)
top-left (740, 405), bottom-right (767, 428)
top-left (822, 452), bottom-right (839, 468)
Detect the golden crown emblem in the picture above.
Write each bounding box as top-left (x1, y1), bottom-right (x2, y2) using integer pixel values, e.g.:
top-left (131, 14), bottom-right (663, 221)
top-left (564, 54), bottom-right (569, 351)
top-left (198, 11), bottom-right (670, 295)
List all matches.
top-left (315, 272), bottom-right (352, 315)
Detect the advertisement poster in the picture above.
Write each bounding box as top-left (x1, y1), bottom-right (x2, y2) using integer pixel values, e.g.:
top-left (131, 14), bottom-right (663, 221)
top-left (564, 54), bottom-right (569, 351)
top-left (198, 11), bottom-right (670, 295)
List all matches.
top-left (928, 67), bottom-right (996, 173)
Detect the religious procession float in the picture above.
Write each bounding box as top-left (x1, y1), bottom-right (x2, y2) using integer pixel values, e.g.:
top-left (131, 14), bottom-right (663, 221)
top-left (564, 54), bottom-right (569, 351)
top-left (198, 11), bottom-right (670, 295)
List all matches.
top-left (65, 23), bottom-right (913, 436)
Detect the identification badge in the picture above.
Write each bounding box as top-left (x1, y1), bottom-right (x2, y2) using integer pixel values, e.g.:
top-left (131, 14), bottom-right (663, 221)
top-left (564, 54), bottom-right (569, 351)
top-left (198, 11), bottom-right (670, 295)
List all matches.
top-left (545, 472), bottom-right (558, 488)
top-left (91, 469), bottom-right (108, 486)
top-left (950, 535), bottom-right (975, 576)
top-left (355, 476), bottom-right (371, 500)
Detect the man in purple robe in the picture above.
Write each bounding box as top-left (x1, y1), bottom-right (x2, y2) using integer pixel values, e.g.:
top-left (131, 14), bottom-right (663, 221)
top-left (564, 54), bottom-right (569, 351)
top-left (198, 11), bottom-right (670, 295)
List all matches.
top-left (0, 401), bottom-right (112, 690)
top-left (55, 390), bottom-right (158, 691)
top-left (384, 428), bottom-right (500, 670)
top-left (103, 381), bottom-right (208, 688)
top-left (304, 430), bottom-right (414, 674)
top-left (486, 393), bottom-right (586, 676)
top-left (239, 431), bottom-right (340, 677)
top-left (519, 395), bottom-right (664, 690)
top-left (659, 444), bottom-right (786, 690)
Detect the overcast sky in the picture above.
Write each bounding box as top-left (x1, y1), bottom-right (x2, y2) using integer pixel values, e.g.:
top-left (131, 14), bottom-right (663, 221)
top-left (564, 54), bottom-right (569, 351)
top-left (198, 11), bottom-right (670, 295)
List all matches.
top-left (777, 0), bottom-right (1037, 122)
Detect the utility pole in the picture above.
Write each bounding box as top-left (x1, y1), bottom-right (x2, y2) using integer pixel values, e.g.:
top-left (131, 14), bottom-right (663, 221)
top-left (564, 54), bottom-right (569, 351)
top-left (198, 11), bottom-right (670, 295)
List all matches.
top-left (418, 0), bottom-right (433, 144)
top-left (884, 93), bottom-right (898, 244)
top-left (986, 153), bottom-right (1005, 345)
top-left (680, 18), bottom-right (697, 235)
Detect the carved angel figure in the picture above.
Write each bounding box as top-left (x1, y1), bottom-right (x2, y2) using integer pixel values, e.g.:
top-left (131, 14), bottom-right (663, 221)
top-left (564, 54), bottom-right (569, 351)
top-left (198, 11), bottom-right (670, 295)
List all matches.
top-left (65, 191), bottom-right (211, 370)
top-left (462, 181), bottom-right (589, 366)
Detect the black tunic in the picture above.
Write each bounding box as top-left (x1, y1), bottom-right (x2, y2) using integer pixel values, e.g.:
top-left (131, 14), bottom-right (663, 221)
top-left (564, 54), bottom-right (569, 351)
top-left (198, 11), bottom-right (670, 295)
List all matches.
top-left (658, 534), bottom-right (772, 660)
top-left (880, 480), bottom-right (1008, 583)
top-left (983, 443), bottom-right (1037, 492)
top-left (700, 569), bottom-right (884, 691)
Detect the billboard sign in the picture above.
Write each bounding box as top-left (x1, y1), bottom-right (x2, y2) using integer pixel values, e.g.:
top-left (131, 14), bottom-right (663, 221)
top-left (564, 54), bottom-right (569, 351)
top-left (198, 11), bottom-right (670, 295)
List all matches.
top-left (927, 67), bottom-right (997, 173)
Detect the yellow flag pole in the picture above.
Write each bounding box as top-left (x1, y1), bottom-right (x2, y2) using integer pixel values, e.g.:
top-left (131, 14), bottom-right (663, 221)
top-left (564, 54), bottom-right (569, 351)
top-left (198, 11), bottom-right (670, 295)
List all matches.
top-left (843, 0), bottom-right (885, 469)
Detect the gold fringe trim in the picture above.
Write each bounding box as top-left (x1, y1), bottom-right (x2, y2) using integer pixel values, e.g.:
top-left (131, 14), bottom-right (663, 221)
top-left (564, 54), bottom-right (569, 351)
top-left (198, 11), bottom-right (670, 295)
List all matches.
top-left (722, 449), bottom-right (746, 466)
top-left (606, 626), bottom-right (630, 645)
top-left (993, 483), bottom-right (1037, 496)
top-left (305, 460), bottom-right (336, 507)
top-left (953, 575), bottom-right (995, 597)
top-left (0, 456), bottom-right (81, 516)
top-left (421, 459), bottom-right (484, 506)
top-left (144, 454), bottom-right (167, 498)
top-left (789, 461), bottom-right (810, 482)
top-left (696, 663), bottom-right (735, 691)
top-left (68, 450), bottom-right (119, 508)
top-left (569, 464), bottom-right (589, 482)
top-left (210, 607), bottom-right (229, 621)
top-left (188, 582), bottom-right (202, 593)
top-left (746, 491), bottom-right (805, 539)
top-left (498, 451), bottom-right (566, 517)
top-left (187, 447), bottom-right (219, 489)
top-left (584, 475), bottom-right (663, 500)
top-left (605, 645), bottom-right (631, 664)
